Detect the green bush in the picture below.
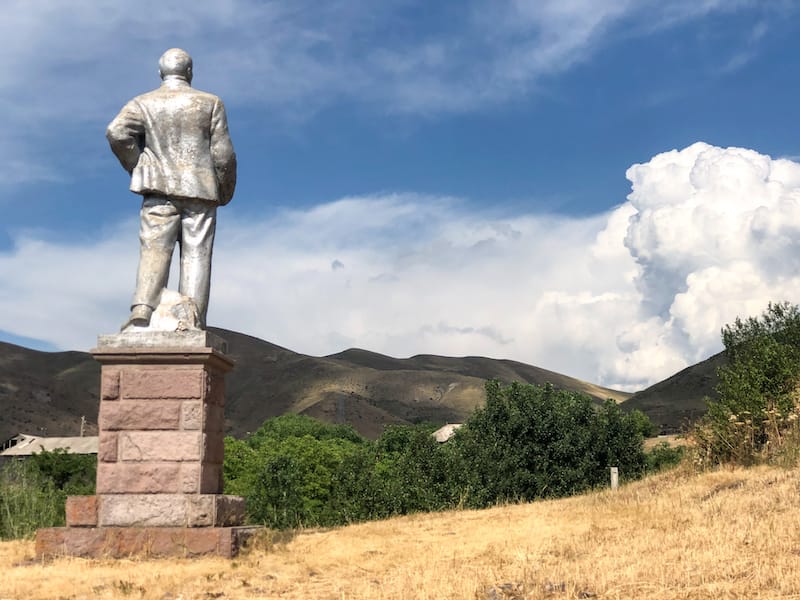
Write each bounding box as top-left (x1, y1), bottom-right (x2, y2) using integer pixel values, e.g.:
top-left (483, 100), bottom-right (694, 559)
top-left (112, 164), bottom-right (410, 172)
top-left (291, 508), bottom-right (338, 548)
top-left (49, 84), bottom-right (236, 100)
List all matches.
top-left (644, 442), bottom-right (685, 473)
top-left (452, 381), bottom-right (648, 507)
top-left (224, 414), bottom-right (378, 528)
top-left (29, 448), bottom-right (96, 496)
top-left (0, 460), bottom-right (64, 539)
top-left (246, 435), bottom-right (370, 528)
top-left (226, 386), bottom-right (655, 529)
top-left (372, 424), bottom-right (461, 515)
top-left (692, 302), bottom-right (800, 467)
top-left (0, 449), bottom-right (97, 539)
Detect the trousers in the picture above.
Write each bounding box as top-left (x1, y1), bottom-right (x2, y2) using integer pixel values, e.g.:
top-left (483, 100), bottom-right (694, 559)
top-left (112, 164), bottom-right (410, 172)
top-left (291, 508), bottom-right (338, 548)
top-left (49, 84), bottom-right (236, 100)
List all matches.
top-left (132, 195), bottom-right (217, 325)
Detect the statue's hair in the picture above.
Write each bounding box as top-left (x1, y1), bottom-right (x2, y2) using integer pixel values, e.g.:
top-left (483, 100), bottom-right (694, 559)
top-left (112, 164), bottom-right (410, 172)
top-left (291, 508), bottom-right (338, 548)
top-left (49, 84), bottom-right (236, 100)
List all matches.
top-left (159, 48), bottom-right (193, 80)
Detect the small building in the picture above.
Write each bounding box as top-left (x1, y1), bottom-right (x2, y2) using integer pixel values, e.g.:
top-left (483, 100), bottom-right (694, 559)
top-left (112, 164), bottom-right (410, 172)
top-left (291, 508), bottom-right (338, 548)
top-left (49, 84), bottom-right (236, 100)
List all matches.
top-left (0, 433), bottom-right (98, 458)
top-left (432, 423), bottom-right (463, 443)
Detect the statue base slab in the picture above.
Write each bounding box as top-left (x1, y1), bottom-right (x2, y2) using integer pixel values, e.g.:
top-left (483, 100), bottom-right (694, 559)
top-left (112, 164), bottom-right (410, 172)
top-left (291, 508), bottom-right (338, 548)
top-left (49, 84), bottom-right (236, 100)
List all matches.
top-left (35, 526), bottom-right (262, 559)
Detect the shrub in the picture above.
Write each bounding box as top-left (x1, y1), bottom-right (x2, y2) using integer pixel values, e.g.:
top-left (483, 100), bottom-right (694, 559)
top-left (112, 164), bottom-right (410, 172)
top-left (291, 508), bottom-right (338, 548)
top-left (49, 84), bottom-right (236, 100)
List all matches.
top-left (452, 381), bottom-right (648, 507)
top-left (692, 302), bottom-right (800, 467)
top-left (645, 442), bottom-right (685, 473)
top-left (29, 448), bottom-right (96, 496)
top-left (373, 424), bottom-right (461, 515)
top-left (0, 459), bottom-right (64, 539)
top-left (226, 387), bottom-right (654, 528)
top-left (0, 449), bottom-right (96, 539)
top-left (224, 414), bottom-right (377, 528)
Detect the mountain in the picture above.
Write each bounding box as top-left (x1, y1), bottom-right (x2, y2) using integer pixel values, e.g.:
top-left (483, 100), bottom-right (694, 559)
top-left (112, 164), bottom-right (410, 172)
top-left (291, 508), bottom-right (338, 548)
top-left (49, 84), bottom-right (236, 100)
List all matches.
top-left (0, 327), bottom-right (630, 441)
top-left (0, 340), bottom-right (100, 442)
top-left (218, 328), bottom-right (631, 438)
top-left (622, 351), bottom-right (724, 433)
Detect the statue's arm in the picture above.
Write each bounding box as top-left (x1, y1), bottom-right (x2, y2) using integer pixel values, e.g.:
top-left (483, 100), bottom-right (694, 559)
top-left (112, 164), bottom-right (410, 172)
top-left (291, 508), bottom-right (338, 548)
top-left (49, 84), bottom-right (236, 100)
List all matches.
top-left (210, 99), bottom-right (237, 205)
top-left (106, 100), bottom-right (145, 174)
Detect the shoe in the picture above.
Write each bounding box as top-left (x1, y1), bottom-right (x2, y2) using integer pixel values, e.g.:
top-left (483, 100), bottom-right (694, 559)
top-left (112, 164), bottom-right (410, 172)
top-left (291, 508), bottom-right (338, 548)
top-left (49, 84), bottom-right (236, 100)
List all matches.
top-left (120, 305), bottom-right (153, 331)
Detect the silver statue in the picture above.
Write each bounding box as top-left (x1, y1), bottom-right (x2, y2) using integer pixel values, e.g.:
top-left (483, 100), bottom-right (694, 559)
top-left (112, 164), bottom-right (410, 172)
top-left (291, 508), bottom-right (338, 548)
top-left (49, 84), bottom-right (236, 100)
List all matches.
top-left (107, 48), bottom-right (236, 331)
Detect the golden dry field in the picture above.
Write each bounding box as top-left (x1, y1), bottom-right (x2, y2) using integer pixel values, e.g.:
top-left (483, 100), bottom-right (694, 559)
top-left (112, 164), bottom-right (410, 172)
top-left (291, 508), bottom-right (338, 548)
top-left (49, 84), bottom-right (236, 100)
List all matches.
top-left (3, 465), bottom-right (800, 599)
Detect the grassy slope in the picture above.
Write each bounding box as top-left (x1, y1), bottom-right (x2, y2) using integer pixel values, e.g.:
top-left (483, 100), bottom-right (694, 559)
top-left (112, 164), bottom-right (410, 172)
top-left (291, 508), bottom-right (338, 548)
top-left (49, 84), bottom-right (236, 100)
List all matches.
top-left (4, 465), bottom-right (800, 599)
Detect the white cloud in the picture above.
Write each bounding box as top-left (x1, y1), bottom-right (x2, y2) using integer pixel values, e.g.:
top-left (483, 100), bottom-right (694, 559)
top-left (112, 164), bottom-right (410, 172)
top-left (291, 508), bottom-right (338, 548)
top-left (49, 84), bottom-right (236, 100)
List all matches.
top-left (4, 118), bottom-right (800, 390)
top-left (4, 142), bottom-right (799, 391)
top-left (622, 143), bottom-right (800, 372)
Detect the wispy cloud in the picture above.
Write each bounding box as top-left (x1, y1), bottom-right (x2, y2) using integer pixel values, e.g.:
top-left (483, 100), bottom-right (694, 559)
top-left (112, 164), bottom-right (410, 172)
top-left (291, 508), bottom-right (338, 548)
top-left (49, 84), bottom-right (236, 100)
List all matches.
top-left (3, 142), bottom-right (800, 391)
top-left (0, 0), bottom-right (779, 187)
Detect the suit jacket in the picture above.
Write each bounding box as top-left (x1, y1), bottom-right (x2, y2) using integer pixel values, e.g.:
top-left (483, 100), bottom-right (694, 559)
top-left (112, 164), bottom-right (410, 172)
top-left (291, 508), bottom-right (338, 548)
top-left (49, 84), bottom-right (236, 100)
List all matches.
top-left (106, 78), bottom-right (237, 205)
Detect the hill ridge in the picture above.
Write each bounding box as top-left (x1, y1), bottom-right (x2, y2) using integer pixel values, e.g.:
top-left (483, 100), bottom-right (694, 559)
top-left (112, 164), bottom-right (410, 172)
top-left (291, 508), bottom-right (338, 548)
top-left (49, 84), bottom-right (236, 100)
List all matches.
top-left (3, 327), bottom-right (712, 441)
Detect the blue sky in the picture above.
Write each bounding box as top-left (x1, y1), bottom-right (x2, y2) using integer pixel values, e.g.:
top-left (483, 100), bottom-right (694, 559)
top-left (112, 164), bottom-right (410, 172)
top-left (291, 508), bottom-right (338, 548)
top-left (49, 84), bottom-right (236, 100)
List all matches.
top-left (3, 1), bottom-right (800, 391)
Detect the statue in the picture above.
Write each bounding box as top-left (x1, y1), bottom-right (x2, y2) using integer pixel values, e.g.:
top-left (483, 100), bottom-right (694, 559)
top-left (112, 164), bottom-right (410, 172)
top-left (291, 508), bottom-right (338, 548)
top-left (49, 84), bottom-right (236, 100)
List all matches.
top-left (106, 48), bottom-right (237, 331)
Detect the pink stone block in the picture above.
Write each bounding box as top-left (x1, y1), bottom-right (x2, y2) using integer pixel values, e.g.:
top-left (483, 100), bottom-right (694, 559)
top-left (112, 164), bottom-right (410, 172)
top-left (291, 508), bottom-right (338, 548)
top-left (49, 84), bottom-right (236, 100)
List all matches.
top-left (206, 404), bottom-right (225, 433)
top-left (98, 432), bottom-right (118, 463)
top-left (121, 368), bottom-right (203, 400)
top-left (118, 431), bottom-right (202, 462)
top-left (208, 376), bottom-right (225, 406)
top-left (65, 496), bottom-right (98, 527)
top-left (181, 401), bottom-right (203, 430)
top-left (97, 494), bottom-right (245, 527)
top-left (101, 369), bottom-right (120, 400)
top-left (96, 463), bottom-right (201, 494)
top-left (99, 400), bottom-right (181, 430)
top-left (36, 526), bottom-right (259, 559)
top-left (179, 463), bottom-right (203, 493)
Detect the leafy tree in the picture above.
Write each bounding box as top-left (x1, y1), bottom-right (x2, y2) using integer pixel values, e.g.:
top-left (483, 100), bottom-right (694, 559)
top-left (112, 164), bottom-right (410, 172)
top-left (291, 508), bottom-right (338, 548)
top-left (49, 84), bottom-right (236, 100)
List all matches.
top-left (452, 381), bottom-right (647, 507)
top-left (373, 424), bottom-right (460, 514)
top-left (694, 302), bottom-right (800, 466)
top-left (29, 449), bottom-right (96, 495)
top-left (225, 388), bottom-right (654, 529)
top-left (245, 413), bottom-right (365, 447)
top-left (223, 414), bottom-right (375, 528)
top-left (246, 435), bottom-right (368, 528)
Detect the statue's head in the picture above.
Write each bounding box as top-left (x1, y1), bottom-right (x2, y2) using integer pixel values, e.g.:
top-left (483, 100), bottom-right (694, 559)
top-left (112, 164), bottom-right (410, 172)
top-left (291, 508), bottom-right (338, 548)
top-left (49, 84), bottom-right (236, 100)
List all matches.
top-left (158, 48), bottom-right (193, 83)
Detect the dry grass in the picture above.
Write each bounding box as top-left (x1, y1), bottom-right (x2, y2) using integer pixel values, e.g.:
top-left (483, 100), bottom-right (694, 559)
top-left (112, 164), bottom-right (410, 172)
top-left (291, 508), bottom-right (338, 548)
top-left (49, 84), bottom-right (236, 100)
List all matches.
top-left (4, 465), bottom-right (800, 599)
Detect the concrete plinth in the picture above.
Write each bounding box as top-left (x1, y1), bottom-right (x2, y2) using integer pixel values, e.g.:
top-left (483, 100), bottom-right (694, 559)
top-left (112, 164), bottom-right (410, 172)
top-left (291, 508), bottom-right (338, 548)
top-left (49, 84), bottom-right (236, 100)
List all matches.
top-left (36, 526), bottom-right (261, 559)
top-left (35, 330), bottom-right (248, 560)
top-left (65, 493), bottom-right (245, 527)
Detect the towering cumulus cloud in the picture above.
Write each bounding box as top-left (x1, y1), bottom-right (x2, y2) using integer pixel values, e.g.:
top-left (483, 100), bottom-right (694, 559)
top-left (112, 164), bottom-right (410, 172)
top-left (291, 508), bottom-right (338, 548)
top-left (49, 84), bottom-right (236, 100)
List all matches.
top-left (520, 142), bottom-right (800, 390)
top-left (619, 142), bottom-right (800, 387)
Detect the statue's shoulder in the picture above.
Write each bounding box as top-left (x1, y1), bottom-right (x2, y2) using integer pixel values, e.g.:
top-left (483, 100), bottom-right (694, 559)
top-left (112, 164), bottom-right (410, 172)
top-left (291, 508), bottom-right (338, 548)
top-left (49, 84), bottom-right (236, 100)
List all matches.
top-left (131, 87), bottom-right (167, 103)
top-left (133, 85), bottom-right (222, 111)
top-left (191, 87), bottom-right (224, 104)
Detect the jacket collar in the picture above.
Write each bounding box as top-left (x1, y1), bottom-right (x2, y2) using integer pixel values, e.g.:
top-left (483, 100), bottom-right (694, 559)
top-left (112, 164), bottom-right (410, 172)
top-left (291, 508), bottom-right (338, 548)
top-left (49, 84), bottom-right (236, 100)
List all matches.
top-left (160, 77), bottom-right (191, 89)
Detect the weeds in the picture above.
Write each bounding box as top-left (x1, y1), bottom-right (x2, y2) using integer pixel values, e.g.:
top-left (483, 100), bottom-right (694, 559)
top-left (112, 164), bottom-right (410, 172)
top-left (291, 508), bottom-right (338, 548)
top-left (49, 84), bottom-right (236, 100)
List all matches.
top-left (0, 460), bottom-right (64, 539)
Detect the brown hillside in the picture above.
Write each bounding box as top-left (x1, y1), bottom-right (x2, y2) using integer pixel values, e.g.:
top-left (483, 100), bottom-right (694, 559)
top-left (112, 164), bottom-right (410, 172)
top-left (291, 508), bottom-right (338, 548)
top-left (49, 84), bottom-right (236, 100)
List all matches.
top-left (0, 328), bottom-right (631, 441)
top-left (0, 341), bottom-right (100, 442)
top-left (623, 351), bottom-right (724, 433)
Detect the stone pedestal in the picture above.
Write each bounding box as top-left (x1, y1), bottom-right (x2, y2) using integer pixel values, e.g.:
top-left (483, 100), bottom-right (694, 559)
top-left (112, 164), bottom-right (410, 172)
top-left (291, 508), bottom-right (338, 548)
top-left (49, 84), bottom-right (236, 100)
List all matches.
top-left (36, 331), bottom-right (256, 559)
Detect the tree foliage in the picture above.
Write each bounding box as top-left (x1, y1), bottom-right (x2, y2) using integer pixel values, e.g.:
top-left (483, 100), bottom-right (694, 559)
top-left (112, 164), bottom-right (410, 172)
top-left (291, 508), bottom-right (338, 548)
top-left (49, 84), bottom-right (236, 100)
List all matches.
top-left (453, 382), bottom-right (647, 507)
top-left (0, 449), bottom-right (96, 539)
top-left (228, 386), bottom-right (651, 529)
top-left (693, 302), bottom-right (800, 466)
